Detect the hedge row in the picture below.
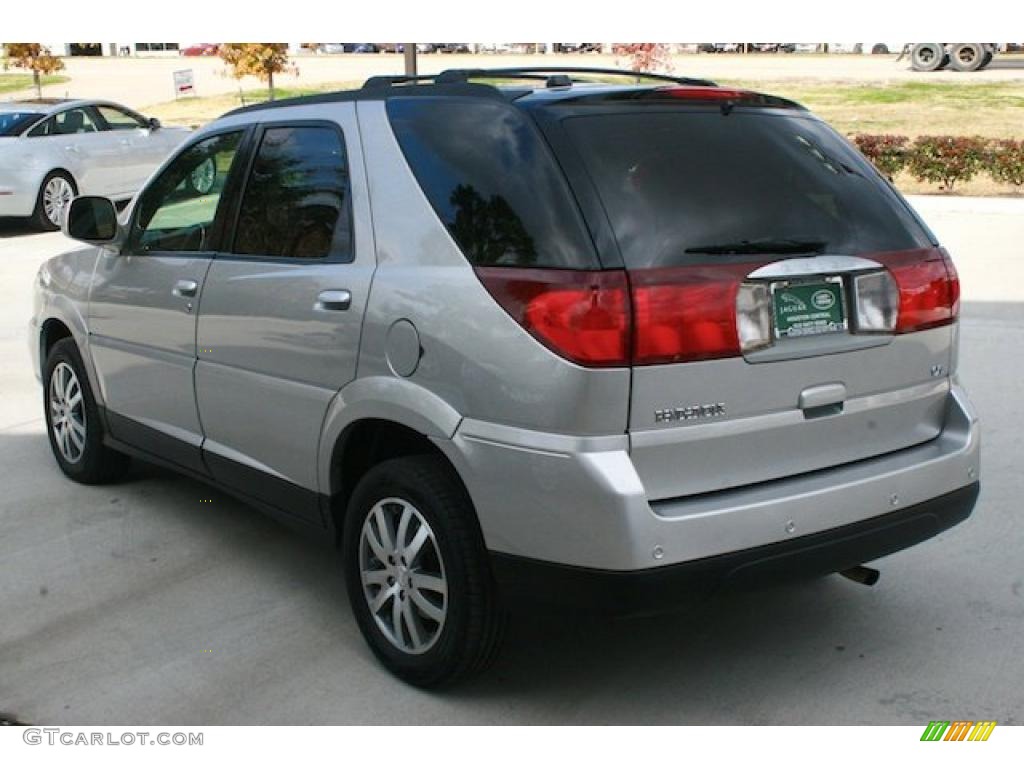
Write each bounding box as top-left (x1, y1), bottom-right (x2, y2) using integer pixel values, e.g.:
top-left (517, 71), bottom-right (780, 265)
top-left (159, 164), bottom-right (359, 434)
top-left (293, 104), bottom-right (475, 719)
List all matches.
top-left (850, 134), bottom-right (1024, 191)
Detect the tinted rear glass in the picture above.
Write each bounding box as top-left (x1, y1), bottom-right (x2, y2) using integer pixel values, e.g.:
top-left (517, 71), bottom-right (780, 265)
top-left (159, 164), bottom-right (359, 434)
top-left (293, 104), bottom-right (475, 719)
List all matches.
top-left (562, 110), bottom-right (931, 268)
top-left (0, 111), bottom-right (43, 136)
top-left (387, 97), bottom-right (598, 268)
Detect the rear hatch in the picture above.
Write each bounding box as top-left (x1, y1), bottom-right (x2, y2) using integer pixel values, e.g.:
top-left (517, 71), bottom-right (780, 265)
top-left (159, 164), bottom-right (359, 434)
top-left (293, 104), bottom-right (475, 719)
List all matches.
top-left (551, 95), bottom-right (959, 500)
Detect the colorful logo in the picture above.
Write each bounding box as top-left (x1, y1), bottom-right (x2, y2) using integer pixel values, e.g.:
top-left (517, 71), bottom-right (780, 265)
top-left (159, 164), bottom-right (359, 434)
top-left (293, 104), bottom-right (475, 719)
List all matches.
top-left (920, 721), bottom-right (997, 741)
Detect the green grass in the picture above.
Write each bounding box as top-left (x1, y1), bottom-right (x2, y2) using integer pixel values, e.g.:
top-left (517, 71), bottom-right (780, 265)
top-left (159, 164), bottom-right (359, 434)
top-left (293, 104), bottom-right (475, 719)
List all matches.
top-left (718, 79), bottom-right (1024, 140)
top-left (145, 82), bottom-right (360, 127)
top-left (0, 72), bottom-right (71, 95)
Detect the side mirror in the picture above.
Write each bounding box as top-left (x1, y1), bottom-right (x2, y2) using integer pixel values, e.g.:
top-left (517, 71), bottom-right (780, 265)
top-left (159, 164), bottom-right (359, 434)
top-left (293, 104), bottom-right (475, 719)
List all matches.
top-left (147, 116), bottom-right (161, 131)
top-left (64, 196), bottom-right (119, 244)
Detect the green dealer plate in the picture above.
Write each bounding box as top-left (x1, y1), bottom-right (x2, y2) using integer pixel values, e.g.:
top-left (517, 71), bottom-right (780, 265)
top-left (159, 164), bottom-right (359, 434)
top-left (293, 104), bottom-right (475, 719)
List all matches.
top-left (771, 279), bottom-right (846, 339)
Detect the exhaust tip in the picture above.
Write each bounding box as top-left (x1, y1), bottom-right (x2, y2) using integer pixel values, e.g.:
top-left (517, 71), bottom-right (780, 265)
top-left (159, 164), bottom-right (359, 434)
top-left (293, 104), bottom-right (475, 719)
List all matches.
top-left (839, 565), bottom-right (880, 586)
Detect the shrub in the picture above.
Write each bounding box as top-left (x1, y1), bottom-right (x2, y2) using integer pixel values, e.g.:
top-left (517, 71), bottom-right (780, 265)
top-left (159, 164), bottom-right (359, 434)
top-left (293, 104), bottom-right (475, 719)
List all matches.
top-left (851, 134), bottom-right (909, 179)
top-left (987, 139), bottom-right (1024, 188)
top-left (907, 135), bottom-right (987, 191)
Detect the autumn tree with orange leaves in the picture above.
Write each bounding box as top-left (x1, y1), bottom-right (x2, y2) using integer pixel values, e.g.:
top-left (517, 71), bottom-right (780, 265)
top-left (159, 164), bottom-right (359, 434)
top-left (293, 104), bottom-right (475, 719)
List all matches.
top-left (218, 43), bottom-right (297, 101)
top-left (2, 43), bottom-right (65, 98)
top-left (612, 44), bottom-right (674, 74)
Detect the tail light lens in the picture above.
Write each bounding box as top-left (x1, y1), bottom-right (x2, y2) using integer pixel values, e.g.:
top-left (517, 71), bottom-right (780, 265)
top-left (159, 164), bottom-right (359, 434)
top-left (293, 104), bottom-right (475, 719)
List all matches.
top-left (630, 266), bottom-right (748, 364)
top-left (474, 248), bottom-right (959, 369)
top-left (852, 271), bottom-right (900, 333)
top-left (474, 268), bottom-right (631, 367)
top-left (875, 248), bottom-right (960, 333)
top-left (476, 265), bottom-right (749, 368)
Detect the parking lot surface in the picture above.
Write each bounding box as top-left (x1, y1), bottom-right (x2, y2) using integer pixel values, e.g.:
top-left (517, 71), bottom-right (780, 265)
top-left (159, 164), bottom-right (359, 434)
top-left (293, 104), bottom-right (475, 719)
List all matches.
top-left (1, 197), bottom-right (1022, 724)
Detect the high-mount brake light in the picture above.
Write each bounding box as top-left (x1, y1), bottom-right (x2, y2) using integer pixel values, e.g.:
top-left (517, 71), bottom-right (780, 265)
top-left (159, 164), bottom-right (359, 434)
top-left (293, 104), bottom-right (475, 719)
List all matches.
top-left (654, 86), bottom-right (752, 101)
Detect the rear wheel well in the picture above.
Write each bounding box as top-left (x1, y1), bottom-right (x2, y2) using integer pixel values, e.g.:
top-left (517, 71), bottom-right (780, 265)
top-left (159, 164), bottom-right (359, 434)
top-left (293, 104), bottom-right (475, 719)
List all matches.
top-left (329, 419), bottom-right (466, 545)
top-left (40, 319), bottom-right (73, 374)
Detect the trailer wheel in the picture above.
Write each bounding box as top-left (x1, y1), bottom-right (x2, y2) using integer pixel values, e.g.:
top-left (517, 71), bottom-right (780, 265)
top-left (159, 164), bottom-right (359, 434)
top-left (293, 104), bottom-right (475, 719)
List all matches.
top-left (911, 43), bottom-right (945, 72)
top-left (950, 43), bottom-right (985, 72)
top-left (981, 49), bottom-right (994, 69)
top-left (871, 44), bottom-right (889, 55)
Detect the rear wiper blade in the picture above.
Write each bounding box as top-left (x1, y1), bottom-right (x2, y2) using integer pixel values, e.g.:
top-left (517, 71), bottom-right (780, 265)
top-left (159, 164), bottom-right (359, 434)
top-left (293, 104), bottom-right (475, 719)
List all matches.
top-left (684, 238), bottom-right (827, 255)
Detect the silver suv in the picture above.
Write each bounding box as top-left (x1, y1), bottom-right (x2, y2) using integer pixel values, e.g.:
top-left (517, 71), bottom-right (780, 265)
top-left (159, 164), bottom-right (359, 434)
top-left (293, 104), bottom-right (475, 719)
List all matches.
top-left (31, 68), bottom-right (980, 687)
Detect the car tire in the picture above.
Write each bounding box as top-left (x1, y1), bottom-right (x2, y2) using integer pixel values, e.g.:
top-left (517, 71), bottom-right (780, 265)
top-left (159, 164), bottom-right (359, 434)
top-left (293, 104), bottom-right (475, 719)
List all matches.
top-left (950, 43), bottom-right (985, 72)
top-left (343, 454), bottom-right (505, 688)
top-left (910, 43), bottom-right (945, 72)
top-left (32, 171), bottom-right (77, 232)
top-left (43, 338), bottom-right (130, 484)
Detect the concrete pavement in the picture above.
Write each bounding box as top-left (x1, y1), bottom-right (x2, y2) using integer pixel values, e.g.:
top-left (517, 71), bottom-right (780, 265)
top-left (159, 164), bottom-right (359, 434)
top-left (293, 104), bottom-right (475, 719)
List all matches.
top-left (0, 196), bottom-right (1022, 724)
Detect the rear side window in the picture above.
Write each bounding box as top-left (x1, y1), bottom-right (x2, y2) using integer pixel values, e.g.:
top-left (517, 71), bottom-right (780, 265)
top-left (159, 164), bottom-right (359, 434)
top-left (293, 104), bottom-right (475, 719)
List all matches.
top-left (233, 125), bottom-right (352, 260)
top-left (387, 97), bottom-right (598, 268)
top-left (95, 104), bottom-right (147, 130)
top-left (562, 110), bottom-right (931, 269)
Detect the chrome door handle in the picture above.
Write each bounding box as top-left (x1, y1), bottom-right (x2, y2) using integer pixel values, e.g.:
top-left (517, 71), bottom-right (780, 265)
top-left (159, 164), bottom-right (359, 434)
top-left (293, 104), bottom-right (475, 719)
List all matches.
top-left (315, 289), bottom-right (352, 311)
top-left (172, 279), bottom-right (199, 298)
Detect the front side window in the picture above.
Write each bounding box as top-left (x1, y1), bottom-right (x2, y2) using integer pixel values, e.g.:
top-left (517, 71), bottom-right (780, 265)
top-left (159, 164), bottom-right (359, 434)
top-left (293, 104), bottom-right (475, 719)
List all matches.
top-left (52, 108), bottom-right (100, 135)
top-left (233, 125), bottom-right (351, 260)
top-left (96, 104), bottom-right (147, 131)
top-left (133, 131), bottom-right (243, 253)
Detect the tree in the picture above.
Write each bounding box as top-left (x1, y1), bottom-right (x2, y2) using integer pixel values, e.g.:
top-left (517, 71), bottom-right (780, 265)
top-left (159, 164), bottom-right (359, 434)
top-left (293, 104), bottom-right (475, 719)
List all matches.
top-left (2, 43), bottom-right (65, 98)
top-left (612, 44), bottom-right (673, 74)
top-left (218, 44), bottom-right (296, 101)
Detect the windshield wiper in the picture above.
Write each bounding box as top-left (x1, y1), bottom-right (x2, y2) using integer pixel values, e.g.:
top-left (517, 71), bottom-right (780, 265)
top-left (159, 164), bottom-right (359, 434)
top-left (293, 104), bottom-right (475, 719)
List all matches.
top-left (684, 238), bottom-right (827, 255)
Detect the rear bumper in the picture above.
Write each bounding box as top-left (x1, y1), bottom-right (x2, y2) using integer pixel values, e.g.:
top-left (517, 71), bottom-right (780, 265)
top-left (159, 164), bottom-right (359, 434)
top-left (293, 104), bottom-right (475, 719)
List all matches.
top-left (491, 482), bottom-right (979, 616)
top-left (440, 385), bottom-right (980, 572)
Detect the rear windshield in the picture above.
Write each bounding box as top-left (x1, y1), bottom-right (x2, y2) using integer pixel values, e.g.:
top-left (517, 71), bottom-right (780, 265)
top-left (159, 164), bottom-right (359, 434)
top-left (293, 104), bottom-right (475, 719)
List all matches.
top-left (562, 109), bottom-right (931, 268)
top-left (0, 111), bottom-right (43, 136)
top-left (387, 97), bottom-right (598, 268)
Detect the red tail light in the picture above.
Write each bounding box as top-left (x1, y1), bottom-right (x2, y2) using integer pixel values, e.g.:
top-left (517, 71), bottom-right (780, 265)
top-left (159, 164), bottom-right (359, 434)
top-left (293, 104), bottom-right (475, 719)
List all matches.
top-left (476, 265), bottom-right (751, 368)
top-left (475, 248), bottom-right (959, 369)
top-left (874, 248), bottom-right (960, 333)
top-left (475, 268), bottom-right (631, 367)
top-left (629, 265), bottom-right (750, 364)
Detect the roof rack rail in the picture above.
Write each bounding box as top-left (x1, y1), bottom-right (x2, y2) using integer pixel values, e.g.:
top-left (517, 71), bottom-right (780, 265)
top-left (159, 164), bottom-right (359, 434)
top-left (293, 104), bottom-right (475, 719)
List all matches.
top-left (436, 67), bottom-right (717, 87)
top-left (361, 67), bottom-right (717, 90)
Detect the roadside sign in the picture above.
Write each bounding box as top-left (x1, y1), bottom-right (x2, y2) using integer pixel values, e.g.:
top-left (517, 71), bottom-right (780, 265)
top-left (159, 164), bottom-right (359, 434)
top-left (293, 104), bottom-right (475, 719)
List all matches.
top-left (173, 69), bottom-right (195, 98)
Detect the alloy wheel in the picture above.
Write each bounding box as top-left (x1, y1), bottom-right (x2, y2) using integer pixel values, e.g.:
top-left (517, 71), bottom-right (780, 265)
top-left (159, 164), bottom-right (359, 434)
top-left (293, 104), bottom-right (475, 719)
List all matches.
top-left (49, 362), bottom-right (86, 463)
top-left (359, 497), bottom-right (448, 654)
top-left (43, 176), bottom-right (74, 228)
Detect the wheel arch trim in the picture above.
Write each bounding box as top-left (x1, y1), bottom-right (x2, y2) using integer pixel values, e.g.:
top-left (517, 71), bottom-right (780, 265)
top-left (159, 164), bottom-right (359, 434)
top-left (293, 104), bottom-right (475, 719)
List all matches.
top-left (317, 375), bottom-right (462, 494)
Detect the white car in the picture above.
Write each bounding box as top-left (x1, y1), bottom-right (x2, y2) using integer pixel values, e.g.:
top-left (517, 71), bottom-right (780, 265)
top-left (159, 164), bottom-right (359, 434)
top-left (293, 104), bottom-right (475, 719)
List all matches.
top-left (0, 99), bottom-right (190, 230)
